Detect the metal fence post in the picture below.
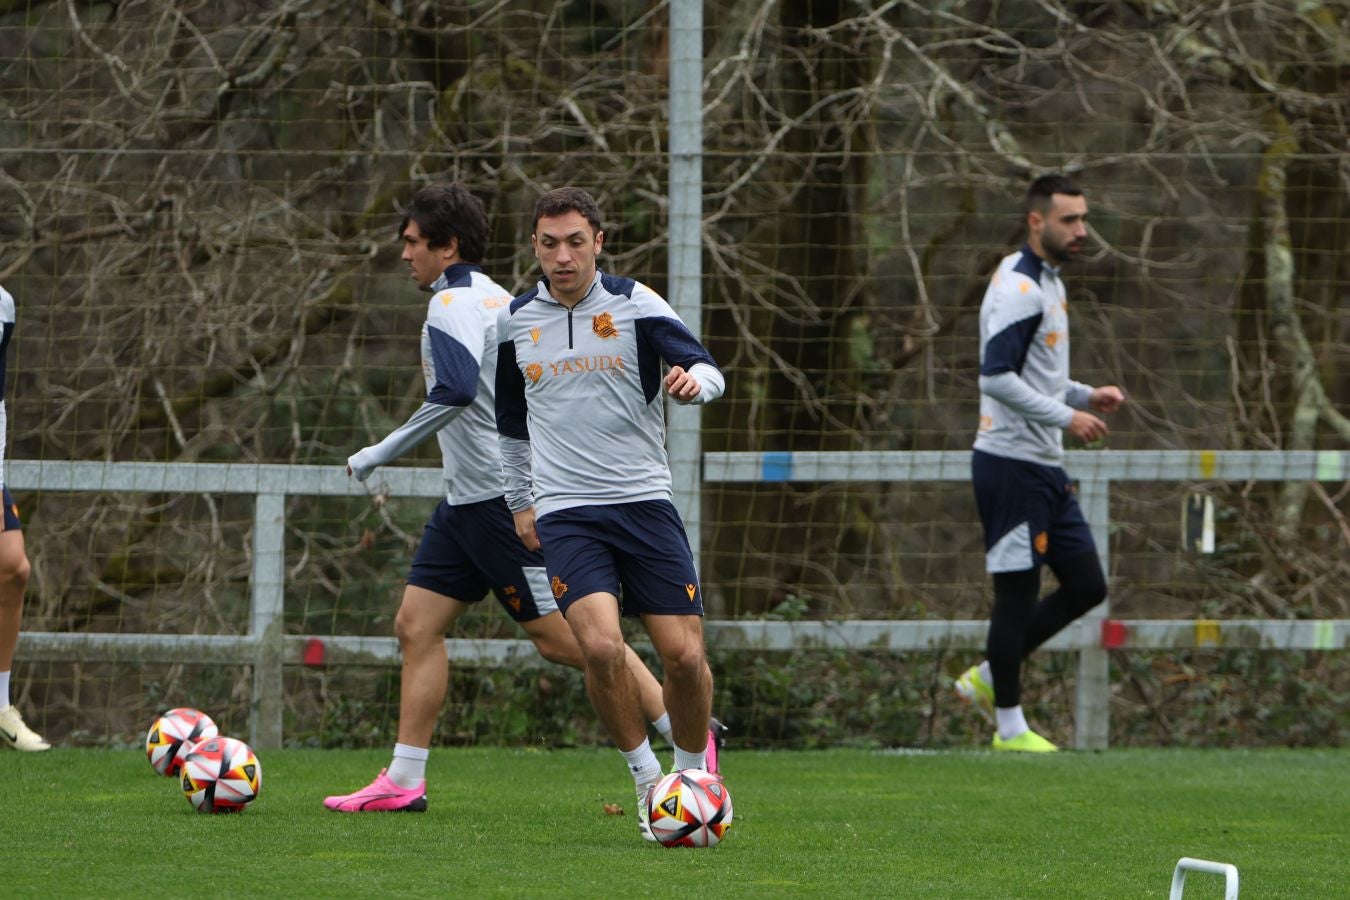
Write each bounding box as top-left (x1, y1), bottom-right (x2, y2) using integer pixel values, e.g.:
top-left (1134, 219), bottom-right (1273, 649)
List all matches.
top-left (249, 492), bottom-right (286, 749)
top-left (1075, 476), bottom-right (1111, 750)
top-left (667, 0), bottom-right (704, 572)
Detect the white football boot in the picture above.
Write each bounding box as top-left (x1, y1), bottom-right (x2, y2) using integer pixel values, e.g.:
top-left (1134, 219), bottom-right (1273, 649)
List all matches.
top-left (0, 705), bottom-right (51, 752)
top-left (636, 781), bottom-right (658, 842)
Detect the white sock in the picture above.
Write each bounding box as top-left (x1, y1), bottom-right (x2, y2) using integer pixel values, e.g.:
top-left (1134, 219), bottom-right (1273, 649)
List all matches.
top-left (387, 743), bottom-right (429, 788)
top-left (619, 738), bottom-right (663, 789)
top-left (977, 661), bottom-right (992, 685)
top-left (651, 713), bottom-right (673, 746)
top-left (0, 670), bottom-right (10, 708)
top-left (996, 705), bottom-right (1029, 741)
top-left (673, 742), bottom-right (707, 773)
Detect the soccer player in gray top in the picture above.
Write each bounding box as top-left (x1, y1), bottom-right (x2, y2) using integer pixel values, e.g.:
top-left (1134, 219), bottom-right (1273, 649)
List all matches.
top-left (0, 284), bottom-right (48, 752)
top-left (954, 174), bottom-right (1125, 751)
top-left (495, 187), bottom-right (726, 840)
top-left (323, 184), bottom-right (675, 812)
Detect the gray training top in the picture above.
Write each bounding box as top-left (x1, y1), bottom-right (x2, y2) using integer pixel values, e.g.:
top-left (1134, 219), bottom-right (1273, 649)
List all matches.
top-left (494, 269), bottom-right (724, 518)
top-left (347, 264), bottom-right (513, 505)
top-left (973, 245), bottom-right (1095, 467)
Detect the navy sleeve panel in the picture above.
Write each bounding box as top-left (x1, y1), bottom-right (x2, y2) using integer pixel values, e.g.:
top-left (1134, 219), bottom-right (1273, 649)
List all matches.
top-left (425, 325), bottom-right (479, 407)
top-left (0, 320), bottom-right (13, 397)
top-left (635, 316), bottom-right (719, 405)
top-left (494, 339), bottom-right (530, 440)
top-left (980, 313), bottom-right (1042, 377)
top-left (600, 272), bottom-right (637, 298)
top-left (509, 288), bottom-right (539, 314)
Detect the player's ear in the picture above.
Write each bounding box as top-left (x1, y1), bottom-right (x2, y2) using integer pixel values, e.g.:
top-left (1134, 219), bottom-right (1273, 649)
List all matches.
top-left (595, 229), bottom-right (604, 252)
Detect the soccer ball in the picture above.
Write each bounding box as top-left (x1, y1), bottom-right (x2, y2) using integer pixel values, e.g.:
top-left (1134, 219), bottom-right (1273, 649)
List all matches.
top-left (647, 769), bottom-right (733, 848)
top-left (145, 707), bottom-right (218, 777)
top-left (180, 736), bottom-right (262, 814)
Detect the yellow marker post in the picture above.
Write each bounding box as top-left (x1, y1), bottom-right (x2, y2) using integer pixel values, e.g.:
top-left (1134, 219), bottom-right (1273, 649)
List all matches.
top-left (1195, 620), bottom-right (1221, 647)
top-left (1198, 450), bottom-right (1217, 480)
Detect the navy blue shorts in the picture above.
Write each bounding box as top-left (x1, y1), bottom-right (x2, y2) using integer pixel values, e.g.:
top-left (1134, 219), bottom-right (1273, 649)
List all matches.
top-left (534, 499), bottom-right (703, 618)
top-left (2, 486), bottom-right (20, 531)
top-left (406, 496), bottom-right (555, 623)
top-left (971, 449), bottom-right (1096, 573)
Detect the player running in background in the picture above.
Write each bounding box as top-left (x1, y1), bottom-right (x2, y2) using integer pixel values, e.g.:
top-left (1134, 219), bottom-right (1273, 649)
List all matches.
top-left (955, 174), bottom-right (1125, 752)
top-left (323, 184), bottom-right (679, 812)
top-left (0, 284), bottom-right (49, 752)
top-left (495, 187), bottom-right (726, 841)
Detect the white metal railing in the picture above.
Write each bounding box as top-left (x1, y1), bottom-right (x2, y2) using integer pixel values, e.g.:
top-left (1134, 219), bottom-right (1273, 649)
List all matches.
top-left (703, 449), bottom-right (1347, 750)
top-left (12, 451), bottom-right (1348, 749)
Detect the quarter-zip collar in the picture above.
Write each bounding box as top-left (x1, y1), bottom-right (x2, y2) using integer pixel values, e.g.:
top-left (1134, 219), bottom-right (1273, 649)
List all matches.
top-left (535, 269), bottom-right (608, 349)
top-left (537, 269), bottom-right (604, 309)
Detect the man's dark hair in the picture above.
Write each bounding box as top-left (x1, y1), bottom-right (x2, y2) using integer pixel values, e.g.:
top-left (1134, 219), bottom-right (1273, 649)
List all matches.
top-left (399, 184), bottom-right (488, 263)
top-left (1025, 174), bottom-right (1083, 214)
top-left (532, 187), bottom-right (603, 235)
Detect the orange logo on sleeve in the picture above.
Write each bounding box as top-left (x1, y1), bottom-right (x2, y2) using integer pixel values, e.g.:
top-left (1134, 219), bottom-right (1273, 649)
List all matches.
top-left (1019, 280), bottom-right (1032, 294)
top-left (438, 291), bottom-right (456, 306)
top-left (525, 363), bottom-right (543, 384)
top-left (551, 576), bottom-right (568, 600)
top-left (685, 584), bottom-right (697, 601)
top-left (592, 312), bottom-right (619, 339)
top-left (1034, 532), bottom-right (1049, 555)
top-left (530, 327), bottom-right (541, 344)
top-left (503, 585), bottom-right (521, 612)
top-left (1045, 331), bottom-right (1059, 347)
top-left (979, 415), bottom-right (993, 431)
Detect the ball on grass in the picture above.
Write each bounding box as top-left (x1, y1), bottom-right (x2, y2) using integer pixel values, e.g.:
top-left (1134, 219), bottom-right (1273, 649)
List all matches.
top-left (647, 769), bottom-right (733, 848)
top-left (180, 735), bottom-right (262, 814)
top-left (145, 708), bottom-right (218, 777)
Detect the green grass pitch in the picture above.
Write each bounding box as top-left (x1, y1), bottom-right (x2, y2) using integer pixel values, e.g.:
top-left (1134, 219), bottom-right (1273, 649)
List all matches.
top-left (5, 746), bottom-right (1344, 897)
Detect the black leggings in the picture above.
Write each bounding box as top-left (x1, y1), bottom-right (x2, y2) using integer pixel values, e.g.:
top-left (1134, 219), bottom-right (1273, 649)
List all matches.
top-left (986, 551), bottom-right (1107, 709)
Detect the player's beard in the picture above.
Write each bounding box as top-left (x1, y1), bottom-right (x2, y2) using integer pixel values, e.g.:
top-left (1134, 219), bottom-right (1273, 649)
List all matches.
top-left (1043, 233), bottom-right (1083, 265)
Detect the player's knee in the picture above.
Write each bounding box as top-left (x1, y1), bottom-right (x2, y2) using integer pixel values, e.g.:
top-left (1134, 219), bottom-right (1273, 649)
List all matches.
top-left (0, 552), bottom-right (30, 596)
top-left (658, 643), bottom-right (707, 684)
top-left (575, 630), bottom-right (627, 672)
top-left (1067, 566), bottom-right (1107, 614)
top-left (1080, 579), bottom-right (1107, 613)
top-left (394, 605), bottom-right (441, 649)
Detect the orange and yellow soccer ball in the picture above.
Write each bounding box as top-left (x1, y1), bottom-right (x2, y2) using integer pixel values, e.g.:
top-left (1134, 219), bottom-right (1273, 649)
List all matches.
top-left (180, 735), bottom-right (262, 814)
top-left (647, 769), bottom-right (733, 848)
top-left (145, 708), bottom-right (218, 777)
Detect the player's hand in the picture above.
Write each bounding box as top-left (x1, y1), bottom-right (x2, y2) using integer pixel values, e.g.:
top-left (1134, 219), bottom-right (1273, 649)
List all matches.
top-left (1090, 385), bottom-right (1125, 414)
top-left (1066, 410), bottom-right (1109, 443)
top-left (513, 507), bottom-right (541, 552)
top-left (664, 366), bottom-right (702, 403)
top-left (347, 452), bottom-right (374, 483)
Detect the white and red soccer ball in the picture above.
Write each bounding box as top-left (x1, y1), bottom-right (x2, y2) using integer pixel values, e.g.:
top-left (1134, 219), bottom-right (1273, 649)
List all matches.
top-left (647, 769), bottom-right (733, 848)
top-left (144, 707), bottom-right (218, 777)
top-left (179, 735), bottom-right (262, 814)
